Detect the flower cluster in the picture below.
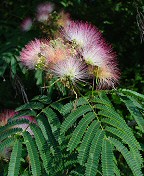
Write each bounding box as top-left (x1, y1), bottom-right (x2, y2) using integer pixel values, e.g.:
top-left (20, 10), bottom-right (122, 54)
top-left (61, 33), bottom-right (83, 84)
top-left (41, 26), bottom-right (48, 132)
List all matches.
top-left (20, 20), bottom-right (120, 89)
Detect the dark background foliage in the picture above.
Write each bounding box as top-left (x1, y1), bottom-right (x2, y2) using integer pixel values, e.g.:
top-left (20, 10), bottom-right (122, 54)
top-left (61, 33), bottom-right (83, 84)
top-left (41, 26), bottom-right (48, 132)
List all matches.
top-left (0, 0), bottom-right (144, 109)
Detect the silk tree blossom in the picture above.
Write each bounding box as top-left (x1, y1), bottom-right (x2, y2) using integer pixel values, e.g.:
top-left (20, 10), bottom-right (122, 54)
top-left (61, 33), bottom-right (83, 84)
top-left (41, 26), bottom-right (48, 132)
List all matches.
top-left (36, 12), bottom-right (49, 22)
top-left (89, 62), bottom-right (120, 88)
top-left (63, 21), bottom-right (102, 48)
top-left (43, 38), bottom-right (74, 65)
top-left (20, 39), bottom-right (49, 69)
top-left (36, 2), bottom-right (54, 22)
top-left (36, 2), bottom-right (54, 14)
top-left (51, 57), bottom-right (88, 83)
top-left (21, 17), bottom-right (32, 31)
top-left (0, 109), bottom-right (15, 126)
top-left (82, 45), bottom-right (106, 67)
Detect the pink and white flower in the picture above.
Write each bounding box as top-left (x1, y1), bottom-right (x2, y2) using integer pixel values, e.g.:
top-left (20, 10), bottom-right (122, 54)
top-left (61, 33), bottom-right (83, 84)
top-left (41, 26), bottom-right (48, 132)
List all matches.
top-left (20, 39), bottom-right (48, 69)
top-left (36, 2), bottom-right (54, 14)
top-left (20, 17), bottom-right (32, 31)
top-left (89, 62), bottom-right (120, 89)
top-left (0, 109), bottom-right (15, 126)
top-left (36, 12), bottom-right (49, 22)
top-left (63, 21), bottom-right (102, 48)
top-left (51, 57), bottom-right (88, 82)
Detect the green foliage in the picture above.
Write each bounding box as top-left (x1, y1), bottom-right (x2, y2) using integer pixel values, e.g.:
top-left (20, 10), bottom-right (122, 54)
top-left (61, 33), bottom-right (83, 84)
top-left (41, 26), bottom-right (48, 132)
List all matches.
top-left (0, 88), bottom-right (144, 175)
top-left (23, 131), bottom-right (42, 176)
top-left (8, 140), bottom-right (22, 176)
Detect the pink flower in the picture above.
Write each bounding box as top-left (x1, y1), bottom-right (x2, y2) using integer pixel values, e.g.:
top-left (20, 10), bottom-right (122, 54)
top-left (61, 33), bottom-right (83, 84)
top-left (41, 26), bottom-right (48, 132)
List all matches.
top-left (0, 109), bottom-right (15, 126)
top-left (20, 39), bottom-right (48, 69)
top-left (89, 62), bottom-right (120, 89)
top-left (20, 17), bottom-right (32, 31)
top-left (51, 57), bottom-right (88, 83)
top-left (82, 45), bottom-right (106, 67)
top-left (36, 12), bottom-right (49, 22)
top-left (36, 2), bottom-right (54, 14)
top-left (63, 21), bottom-right (102, 48)
top-left (43, 38), bottom-right (72, 65)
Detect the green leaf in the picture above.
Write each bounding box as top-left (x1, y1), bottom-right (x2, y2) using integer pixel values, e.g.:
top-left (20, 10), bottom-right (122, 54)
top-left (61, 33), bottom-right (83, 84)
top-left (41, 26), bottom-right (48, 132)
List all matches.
top-left (109, 137), bottom-right (143, 176)
top-left (23, 131), bottom-right (41, 176)
top-left (120, 89), bottom-right (144, 100)
top-left (42, 107), bottom-right (61, 139)
top-left (85, 129), bottom-right (105, 176)
top-left (60, 104), bottom-right (92, 134)
top-left (120, 95), bottom-right (144, 132)
top-left (78, 120), bottom-right (100, 165)
top-left (0, 137), bottom-right (14, 152)
top-left (102, 139), bottom-right (114, 176)
top-left (30, 124), bottom-right (52, 175)
top-left (8, 140), bottom-right (22, 176)
top-left (16, 101), bottom-right (44, 111)
top-left (67, 112), bottom-right (96, 152)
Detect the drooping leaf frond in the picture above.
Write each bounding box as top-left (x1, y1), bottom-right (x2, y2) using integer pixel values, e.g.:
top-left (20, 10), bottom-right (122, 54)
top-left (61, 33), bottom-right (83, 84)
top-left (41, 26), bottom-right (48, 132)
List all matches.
top-left (60, 104), bottom-right (92, 134)
top-left (85, 129), bottom-right (105, 176)
top-left (78, 120), bottom-right (100, 165)
top-left (42, 107), bottom-right (61, 139)
top-left (0, 137), bottom-right (14, 152)
top-left (16, 101), bottom-right (44, 111)
top-left (101, 138), bottom-right (114, 176)
top-left (30, 123), bottom-right (52, 175)
top-left (120, 94), bottom-right (144, 132)
top-left (109, 137), bottom-right (143, 176)
top-left (23, 131), bottom-right (41, 176)
top-left (8, 140), bottom-right (22, 176)
top-left (0, 128), bottom-right (22, 142)
top-left (67, 112), bottom-right (96, 152)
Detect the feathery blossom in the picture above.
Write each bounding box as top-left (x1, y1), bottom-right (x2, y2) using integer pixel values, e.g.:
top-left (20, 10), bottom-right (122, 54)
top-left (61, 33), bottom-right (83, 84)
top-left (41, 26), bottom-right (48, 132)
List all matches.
top-left (36, 2), bottom-right (54, 14)
top-left (57, 11), bottom-right (71, 28)
top-left (0, 109), bottom-right (15, 126)
top-left (36, 12), bottom-right (49, 22)
top-left (89, 62), bottom-right (120, 89)
top-left (20, 39), bottom-right (49, 69)
top-left (20, 17), bottom-right (33, 31)
top-left (63, 21), bottom-right (102, 48)
top-left (51, 57), bottom-right (88, 83)
top-left (43, 38), bottom-right (72, 64)
top-left (82, 46), bottom-right (106, 67)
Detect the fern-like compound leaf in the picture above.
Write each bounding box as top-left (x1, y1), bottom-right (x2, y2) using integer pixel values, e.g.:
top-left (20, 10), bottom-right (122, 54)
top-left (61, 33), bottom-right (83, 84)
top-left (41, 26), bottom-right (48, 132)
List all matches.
top-left (0, 128), bottom-right (22, 142)
top-left (60, 97), bottom-right (89, 116)
top-left (106, 126), bottom-right (141, 151)
top-left (78, 120), bottom-right (100, 165)
top-left (85, 129), bottom-right (105, 176)
top-left (102, 138), bottom-right (114, 176)
top-left (30, 123), bottom-right (52, 175)
top-left (120, 95), bottom-right (144, 132)
top-left (67, 112), bottom-right (95, 152)
top-left (8, 140), bottom-right (22, 176)
top-left (109, 137), bottom-right (143, 176)
top-left (23, 131), bottom-right (41, 176)
top-left (120, 89), bottom-right (144, 100)
top-left (0, 137), bottom-right (14, 152)
top-left (60, 104), bottom-right (92, 134)
top-left (42, 107), bottom-right (61, 139)
top-left (16, 101), bottom-right (44, 111)
top-left (37, 115), bottom-right (62, 158)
